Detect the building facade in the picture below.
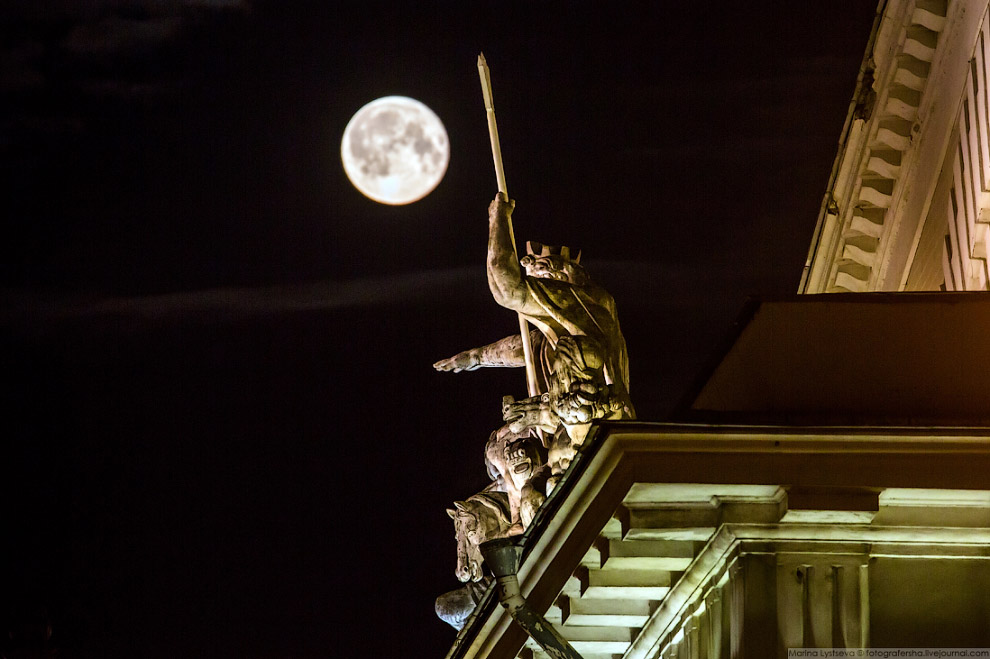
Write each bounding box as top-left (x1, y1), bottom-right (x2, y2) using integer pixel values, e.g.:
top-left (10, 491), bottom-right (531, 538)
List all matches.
top-left (802, 0), bottom-right (990, 292)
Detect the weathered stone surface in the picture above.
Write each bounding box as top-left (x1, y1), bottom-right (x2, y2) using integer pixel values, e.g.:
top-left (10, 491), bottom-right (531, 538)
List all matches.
top-left (485, 424), bottom-right (548, 529)
top-left (435, 578), bottom-right (491, 630)
top-left (446, 490), bottom-right (513, 583)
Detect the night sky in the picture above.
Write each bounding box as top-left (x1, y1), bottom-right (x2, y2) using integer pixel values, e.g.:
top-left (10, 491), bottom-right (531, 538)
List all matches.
top-left (2, 2), bottom-right (878, 657)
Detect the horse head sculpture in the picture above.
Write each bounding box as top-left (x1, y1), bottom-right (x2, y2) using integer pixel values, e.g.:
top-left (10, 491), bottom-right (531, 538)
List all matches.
top-left (446, 490), bottom-right (513, 582)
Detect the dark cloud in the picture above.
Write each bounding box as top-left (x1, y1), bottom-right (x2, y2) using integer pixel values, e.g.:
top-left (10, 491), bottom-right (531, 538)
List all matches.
top-left (62, 16), bottom-right (181, 56)
top-left (73, 76), bottom-right (186, 99)
top-left (0, 40), bottom-right (45, 93)
top-left (1, 260), bottom-right (739, 333)
top-left (182, 0), bottom-right (249, 8)
top-left (3, 0), bottom-right (249, 20)
top-left (1, 267), bottom-right (480, 326)
top-left (1, 0), bottom-right (251, 97)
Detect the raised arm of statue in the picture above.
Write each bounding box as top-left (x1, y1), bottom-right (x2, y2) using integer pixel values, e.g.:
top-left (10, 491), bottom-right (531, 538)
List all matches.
top-left (433, 330), bottom-right (542, 372)
top-left (487, 193), bottom-right (540, 316)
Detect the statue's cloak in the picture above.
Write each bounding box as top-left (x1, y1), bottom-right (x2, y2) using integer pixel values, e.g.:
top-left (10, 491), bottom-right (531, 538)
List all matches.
top-left (522, 277), bottom-right (632, 407)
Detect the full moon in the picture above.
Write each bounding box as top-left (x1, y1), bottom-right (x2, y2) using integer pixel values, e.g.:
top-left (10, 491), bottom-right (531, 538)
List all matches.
top-left (340, 96), bottom-right (450, 205)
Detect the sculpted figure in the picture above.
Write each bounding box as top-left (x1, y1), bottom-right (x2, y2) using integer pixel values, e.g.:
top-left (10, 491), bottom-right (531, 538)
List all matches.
top-left (436, 193), bottom-right (635, 490)
top-left (446, 490), bottom-right (514, 583)
top-left (484, 424), bottom-right (548, 529)
top-left (487, 193), bottom-right (635, 485)
top-left (485, 193), bottom-right (633, 418)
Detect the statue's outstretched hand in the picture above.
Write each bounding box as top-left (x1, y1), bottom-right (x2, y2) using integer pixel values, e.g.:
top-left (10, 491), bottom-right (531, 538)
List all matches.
top-left (433, 350), bottom-right (479, 373)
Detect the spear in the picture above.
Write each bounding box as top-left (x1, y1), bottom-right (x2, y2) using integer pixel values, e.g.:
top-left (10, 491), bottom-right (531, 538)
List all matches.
top-left (478, 53), bottom-right (540, 399)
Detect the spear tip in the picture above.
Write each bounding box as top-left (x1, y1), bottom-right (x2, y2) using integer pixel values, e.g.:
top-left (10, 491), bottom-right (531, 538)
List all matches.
top-left (478, 53), bottom-right (494, 109)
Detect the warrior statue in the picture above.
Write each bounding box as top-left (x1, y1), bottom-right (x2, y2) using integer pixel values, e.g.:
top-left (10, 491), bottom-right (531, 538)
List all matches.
top-left (436, 58), bottom-right (637, 631)
top-left (436, 193), bottom-right (635, 490)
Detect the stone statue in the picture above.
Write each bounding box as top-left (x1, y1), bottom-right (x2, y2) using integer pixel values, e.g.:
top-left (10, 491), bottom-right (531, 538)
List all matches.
top-left (446, 490), bottom-right (514, 583)
top-left (436, 193), bottom-right (635, 489)
top-left (435, 59), bottom-right (636, 632)
top-left (485, 193), bottom-right (633, 422)
top-left (485, 424), bottom-right (548, 529)
top-left (433, 193), bottom-right (636, 629)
